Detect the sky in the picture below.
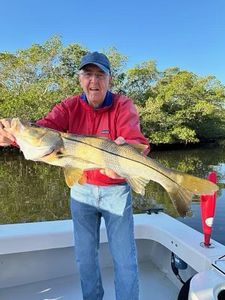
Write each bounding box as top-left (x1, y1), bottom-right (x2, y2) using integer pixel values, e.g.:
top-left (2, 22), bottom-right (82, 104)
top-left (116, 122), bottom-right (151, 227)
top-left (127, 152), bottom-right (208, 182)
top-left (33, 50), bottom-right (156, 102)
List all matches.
top-left (1, 0), bottom-right (225, 83)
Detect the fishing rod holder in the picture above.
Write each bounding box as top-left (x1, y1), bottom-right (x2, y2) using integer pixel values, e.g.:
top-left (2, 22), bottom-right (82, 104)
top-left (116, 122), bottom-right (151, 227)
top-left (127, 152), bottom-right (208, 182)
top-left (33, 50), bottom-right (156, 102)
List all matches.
top-left (200, 241), bottom-right (215, 248)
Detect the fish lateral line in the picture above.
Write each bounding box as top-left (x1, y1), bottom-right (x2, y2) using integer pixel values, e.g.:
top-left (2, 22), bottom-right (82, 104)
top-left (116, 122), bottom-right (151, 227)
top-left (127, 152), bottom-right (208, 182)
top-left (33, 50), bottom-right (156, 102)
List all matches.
top-left (62, 135), bottom-right (184, 187)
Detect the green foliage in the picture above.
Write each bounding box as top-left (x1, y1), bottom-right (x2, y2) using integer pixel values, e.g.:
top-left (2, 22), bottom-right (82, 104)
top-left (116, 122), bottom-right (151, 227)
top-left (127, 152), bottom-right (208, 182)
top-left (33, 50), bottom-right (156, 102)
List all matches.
top-left (0, 36), bottom-right (85, 120)
top-left (125, 60), bottom-right (159, 104)
top-left (103, 47), bottom-right (128, 93)
top-left (59, 43), bottom-right (88, 77)
top-left (1, 36), bottom-right (225, 144)
top-left (138, 70), bottom-right (225, 144)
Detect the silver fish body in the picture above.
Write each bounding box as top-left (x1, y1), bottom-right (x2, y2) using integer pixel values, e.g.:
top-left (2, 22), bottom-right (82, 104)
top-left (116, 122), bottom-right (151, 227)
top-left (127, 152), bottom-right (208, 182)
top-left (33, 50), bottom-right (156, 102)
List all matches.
top-left (4, 118), bottom-right (219, 216)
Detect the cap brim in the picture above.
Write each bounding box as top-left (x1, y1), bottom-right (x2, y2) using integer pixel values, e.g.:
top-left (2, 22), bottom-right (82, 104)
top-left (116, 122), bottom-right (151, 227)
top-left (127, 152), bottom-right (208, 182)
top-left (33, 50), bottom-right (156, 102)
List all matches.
top-left (79, 62), bottom-right (110, 74)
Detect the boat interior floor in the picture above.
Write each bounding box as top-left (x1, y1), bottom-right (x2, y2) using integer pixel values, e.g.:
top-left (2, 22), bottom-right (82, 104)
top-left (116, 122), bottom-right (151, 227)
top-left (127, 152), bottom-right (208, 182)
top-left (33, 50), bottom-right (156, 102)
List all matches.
top-left (0, 260), bottom-right (179, 300)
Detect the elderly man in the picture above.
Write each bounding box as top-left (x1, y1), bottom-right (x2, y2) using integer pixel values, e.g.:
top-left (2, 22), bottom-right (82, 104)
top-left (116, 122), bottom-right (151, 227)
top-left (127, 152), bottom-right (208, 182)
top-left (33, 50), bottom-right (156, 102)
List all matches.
top-left (0, 52), bottom-right (149, 300)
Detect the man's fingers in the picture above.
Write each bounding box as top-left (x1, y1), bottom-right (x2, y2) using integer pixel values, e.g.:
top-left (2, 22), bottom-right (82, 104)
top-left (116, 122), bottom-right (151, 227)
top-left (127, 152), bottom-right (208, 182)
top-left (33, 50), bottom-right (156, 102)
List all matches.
top-left (0, 118), bottom-right (12, 128)
top-left (0, 127), bottom-right (15, 141)
top-left (114, 136), bottom-right (126, 145)
top-left (100, 168), bottom-right (124, 179)
top-left (0, 119), bottom-right (15, 145)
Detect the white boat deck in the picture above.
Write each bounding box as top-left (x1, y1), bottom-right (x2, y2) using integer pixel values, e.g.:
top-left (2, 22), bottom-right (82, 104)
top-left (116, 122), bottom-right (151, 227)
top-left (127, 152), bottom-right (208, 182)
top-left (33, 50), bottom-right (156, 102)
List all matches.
top-left (2, 213), bottom-right (225, 300)
top-left (0, 260), bottom-right (179, 300)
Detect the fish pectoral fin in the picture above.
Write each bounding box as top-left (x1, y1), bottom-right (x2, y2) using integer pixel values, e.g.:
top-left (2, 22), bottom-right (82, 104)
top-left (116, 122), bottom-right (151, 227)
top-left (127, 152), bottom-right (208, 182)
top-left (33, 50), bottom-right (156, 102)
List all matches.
top-left (130, 143), bottom-right (149, 154)
top-left (126, 177), bottom-right (149, 195)
top-left (63, 167), bottom-right (86, 187)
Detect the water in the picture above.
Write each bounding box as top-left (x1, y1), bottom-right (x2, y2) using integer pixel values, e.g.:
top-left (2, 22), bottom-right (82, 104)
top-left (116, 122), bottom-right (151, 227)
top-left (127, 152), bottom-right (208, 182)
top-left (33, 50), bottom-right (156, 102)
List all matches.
top-left (1, 144), bottom-right (225, 245)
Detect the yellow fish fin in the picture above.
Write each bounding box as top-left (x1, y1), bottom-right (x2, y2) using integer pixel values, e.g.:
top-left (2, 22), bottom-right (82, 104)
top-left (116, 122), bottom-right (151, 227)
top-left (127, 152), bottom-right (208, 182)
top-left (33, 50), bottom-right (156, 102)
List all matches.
top-left (126, 177), bottom-right (149, 195)
top-left (130, 144), bottom-right (149, 154)
top-left (166, 185), bottom-right (194, 217)
top-left (174, 172), bottom-right (219, 195)
top-left (64, 167), bottom-right (86, 187)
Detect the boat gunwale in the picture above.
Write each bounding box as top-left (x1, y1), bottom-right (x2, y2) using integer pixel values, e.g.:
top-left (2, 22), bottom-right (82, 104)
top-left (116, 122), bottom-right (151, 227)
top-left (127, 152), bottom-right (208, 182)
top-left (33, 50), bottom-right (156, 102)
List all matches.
top-left (1, 213), bottom-right (225, 273)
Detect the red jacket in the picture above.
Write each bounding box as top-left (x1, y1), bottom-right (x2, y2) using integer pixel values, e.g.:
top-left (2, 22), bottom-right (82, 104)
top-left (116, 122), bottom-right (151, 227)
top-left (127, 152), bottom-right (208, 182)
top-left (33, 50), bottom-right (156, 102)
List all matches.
top-left (37, 92), bottom-right (150, 186)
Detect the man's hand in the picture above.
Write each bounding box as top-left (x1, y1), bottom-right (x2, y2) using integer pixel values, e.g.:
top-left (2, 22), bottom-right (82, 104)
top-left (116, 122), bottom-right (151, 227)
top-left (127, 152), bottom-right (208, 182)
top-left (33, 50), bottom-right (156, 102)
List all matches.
top-left (99, 136), bottom-right (126, 179)
top-left (0, 119), bottom-right (15, 146)
top-left (99, 168), bottom-right (124, 179)
top-left (114, 136), bottom-right (126, 145)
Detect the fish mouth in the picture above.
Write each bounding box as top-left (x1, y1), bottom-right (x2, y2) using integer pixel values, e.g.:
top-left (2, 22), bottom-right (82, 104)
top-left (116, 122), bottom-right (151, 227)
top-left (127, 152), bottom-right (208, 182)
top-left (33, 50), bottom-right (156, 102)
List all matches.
top-left (32, 148), bottom-right (56, 161)
top-left (41, 148), bottom-right (56, 158)
top-left (40, 148), bottom-right (64, 159)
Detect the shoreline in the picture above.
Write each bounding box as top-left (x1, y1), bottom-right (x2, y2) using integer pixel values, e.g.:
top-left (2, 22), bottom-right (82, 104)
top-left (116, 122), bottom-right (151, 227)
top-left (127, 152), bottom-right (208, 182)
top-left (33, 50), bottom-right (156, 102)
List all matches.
top-left (0, 139), bottom-right (222, 154)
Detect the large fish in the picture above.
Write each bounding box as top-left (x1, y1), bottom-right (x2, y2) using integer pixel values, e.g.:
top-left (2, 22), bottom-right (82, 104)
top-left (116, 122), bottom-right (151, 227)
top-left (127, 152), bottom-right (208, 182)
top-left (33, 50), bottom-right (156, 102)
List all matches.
top-left (3, 118), bottom-right (219, 216)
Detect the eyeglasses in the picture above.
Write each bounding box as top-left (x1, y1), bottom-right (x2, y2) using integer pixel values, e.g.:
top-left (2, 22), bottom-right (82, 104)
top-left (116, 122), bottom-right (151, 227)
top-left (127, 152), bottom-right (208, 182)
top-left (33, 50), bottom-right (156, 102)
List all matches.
top-left (79, 70), bottom-right (109, 80)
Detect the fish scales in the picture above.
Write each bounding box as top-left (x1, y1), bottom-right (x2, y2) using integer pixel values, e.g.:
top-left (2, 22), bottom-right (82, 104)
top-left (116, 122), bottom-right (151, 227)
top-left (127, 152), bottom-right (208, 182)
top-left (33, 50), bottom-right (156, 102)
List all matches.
top-left (3, 118), bottom-right (219, 217)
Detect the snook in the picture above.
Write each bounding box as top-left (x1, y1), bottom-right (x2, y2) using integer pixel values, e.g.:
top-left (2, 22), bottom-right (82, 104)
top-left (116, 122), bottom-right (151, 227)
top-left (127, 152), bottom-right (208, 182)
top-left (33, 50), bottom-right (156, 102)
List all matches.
top-left (4, 118), bottom-right (219, 216)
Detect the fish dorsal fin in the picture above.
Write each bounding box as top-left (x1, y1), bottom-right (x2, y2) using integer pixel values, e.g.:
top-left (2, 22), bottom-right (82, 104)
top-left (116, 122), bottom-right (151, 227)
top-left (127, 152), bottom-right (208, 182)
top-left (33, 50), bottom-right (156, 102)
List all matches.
top-left (126, 177), bottom-right (149, 195)
top-left (63, 167), bottom-right (86, 187)
top-left (130, 144), bottom-right (149, 154)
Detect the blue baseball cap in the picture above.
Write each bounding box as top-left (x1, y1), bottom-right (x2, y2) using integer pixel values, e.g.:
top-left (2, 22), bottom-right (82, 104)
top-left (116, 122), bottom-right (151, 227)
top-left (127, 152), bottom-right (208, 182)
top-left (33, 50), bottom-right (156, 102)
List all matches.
top-left (79, 51), bottom-right (111, 74)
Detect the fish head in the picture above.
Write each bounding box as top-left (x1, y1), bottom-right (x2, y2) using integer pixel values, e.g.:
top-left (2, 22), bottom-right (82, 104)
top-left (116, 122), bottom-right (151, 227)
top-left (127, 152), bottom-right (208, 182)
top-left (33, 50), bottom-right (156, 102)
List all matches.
top-left (5, 118), bottom-right (63, 160)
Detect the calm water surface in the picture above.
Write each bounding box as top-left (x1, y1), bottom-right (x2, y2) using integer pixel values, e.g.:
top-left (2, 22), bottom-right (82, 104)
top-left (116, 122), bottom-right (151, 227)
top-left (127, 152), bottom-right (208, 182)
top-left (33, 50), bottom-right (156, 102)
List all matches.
top-left (1, 144), bottom-right (225, 245)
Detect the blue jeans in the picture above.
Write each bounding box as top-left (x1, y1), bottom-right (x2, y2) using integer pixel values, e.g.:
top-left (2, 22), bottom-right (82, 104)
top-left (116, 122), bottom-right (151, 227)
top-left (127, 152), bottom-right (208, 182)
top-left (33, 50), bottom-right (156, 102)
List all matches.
top-left (70, 183), bottom-right (139, 300)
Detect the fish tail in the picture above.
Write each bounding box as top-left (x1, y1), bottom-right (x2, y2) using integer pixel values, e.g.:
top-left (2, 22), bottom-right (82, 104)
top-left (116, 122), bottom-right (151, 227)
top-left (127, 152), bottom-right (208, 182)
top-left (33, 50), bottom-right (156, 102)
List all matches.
top-left (172, 171), bottom-right (219, 195)
top-left (137, 158), bottom-right (219, 216)
top-left (144, 157), bottom-right (219, 195)
top-left (158, 170), bottom-right (218, 216)
top-left (127, 172), bottom-right (195, 216)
